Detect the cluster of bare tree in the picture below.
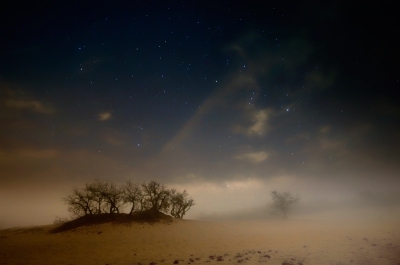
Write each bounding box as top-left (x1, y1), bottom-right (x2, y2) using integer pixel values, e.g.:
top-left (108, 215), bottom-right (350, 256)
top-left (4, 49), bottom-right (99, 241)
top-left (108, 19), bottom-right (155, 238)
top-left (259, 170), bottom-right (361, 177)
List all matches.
top-left (63, 180), bottom-right (195, 219)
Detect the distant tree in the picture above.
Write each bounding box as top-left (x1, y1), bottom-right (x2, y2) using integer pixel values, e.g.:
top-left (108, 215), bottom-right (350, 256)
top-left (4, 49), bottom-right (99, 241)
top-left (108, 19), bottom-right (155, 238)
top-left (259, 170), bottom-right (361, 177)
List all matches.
top-left (170, 189), bottom-right (195, 219)
top-left (62, 180), bottom-right (196, 220)
top-left (100, 182), bottom-right (124, 214)
top-left (63, 186), bottom-right (95, 217)
top-left (123, 180), bottom-right (143, 214)
top-left (141, 180), bottom-right (171, 213)
top-left (87, 180), bottom-right (108, 214)
top-left (63, 180), bottom-right (124, 217)
top-left (270, 190), bottom-right (300, 218)
top-left (139, 194), bottom-right (150, 211)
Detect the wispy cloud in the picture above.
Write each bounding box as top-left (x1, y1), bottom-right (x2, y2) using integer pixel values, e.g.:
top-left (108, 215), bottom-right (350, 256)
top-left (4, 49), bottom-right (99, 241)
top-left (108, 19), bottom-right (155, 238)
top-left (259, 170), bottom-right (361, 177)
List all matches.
top-left (233, 108), bottom-right (272, 137)
top-left (319, 125), bottom-right (331, 134)
top-left (98, 111), bottom-right (112, 121)
top-left (235, 151), bottom-right (269, 163)
top-left (5, 99), bottom-right (53, 114)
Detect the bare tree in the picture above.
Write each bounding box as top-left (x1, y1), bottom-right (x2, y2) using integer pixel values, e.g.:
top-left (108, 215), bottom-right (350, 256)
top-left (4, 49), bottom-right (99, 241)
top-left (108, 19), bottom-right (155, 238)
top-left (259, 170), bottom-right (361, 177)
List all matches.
top-left (62, 180), bottom-right (196, 220)
top-left (100, 182), bottom-right (124, 214)
top-left (63, 186), bottom-right (95, 217)
top-left (64, 180), bottom-right (125, 217)
top-left (270, 190), bottom-right (300, 218)
top-left (141, 180), bottom-right (171, 213)
top-left (170, 189), bottom-right (195, 219)
top-left (123, 180), bottom-right (143, 214)
top-left (87, 180), bottom-right (108, 214)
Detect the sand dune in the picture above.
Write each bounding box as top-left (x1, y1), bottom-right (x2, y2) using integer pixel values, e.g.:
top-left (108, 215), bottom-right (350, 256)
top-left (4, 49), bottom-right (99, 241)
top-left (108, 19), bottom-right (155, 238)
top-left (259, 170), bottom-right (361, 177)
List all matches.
top-left (1, 213), bottom-right (399, 265)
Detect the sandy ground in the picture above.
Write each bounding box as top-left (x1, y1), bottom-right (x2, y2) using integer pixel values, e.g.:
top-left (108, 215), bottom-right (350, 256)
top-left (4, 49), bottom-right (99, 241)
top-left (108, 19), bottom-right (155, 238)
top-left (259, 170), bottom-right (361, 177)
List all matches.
top-left (1, 212), bottom-right (399, 265)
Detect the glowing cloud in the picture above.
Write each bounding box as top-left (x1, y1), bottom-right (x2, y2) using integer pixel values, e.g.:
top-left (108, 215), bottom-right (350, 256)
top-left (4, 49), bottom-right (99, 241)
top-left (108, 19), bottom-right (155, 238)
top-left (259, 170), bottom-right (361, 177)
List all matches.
top-left (5, 99), bottom-right (53, 114)
top-left (319, 125), bottom-right (331, 134)
top-left (233, 108), bottom-right (272, 137)
top-left (235, 151), bottom-right (269, 163)
top-left (98, 111), bottom-right (112, 121)
top-left (248, 110), bottom-right (269, 135)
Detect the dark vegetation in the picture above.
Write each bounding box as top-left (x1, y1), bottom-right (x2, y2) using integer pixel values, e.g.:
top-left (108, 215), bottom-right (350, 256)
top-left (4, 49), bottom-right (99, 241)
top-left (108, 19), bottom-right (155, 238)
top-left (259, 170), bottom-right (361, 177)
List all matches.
top-left (50, 210), bottom-right (173, 233)
top-left (270, 190), bottom-right (300, 218)
top-left (54, 180), bottom-right (194, 232)
top-left (56, 181), bottom-right (301, 232)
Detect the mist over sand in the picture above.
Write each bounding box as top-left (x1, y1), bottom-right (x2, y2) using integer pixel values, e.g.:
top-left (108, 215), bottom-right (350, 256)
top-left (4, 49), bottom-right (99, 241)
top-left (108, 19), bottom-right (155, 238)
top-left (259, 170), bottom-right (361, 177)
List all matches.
top-left (1, 180), bottom-right (400, 228)
top-left (1, 202), bottom-right (400, 265)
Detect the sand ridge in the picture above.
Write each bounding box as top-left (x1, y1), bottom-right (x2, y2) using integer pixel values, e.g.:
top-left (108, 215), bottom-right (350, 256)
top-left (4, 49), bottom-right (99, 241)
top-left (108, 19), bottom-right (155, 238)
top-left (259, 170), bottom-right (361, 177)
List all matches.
top-left (0, 216), bottom-right (399, 265)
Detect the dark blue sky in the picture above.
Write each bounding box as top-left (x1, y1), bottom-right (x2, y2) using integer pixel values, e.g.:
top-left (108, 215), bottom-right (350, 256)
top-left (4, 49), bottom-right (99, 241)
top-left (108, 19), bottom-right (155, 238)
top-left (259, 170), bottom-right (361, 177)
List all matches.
top-left (0, 1), bottom-right (399, 226)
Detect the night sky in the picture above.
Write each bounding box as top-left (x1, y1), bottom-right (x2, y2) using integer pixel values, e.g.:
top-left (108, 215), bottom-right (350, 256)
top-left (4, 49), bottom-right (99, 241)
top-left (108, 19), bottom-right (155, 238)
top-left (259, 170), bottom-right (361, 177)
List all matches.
top-left (1, 1), bottom-right (399, 227)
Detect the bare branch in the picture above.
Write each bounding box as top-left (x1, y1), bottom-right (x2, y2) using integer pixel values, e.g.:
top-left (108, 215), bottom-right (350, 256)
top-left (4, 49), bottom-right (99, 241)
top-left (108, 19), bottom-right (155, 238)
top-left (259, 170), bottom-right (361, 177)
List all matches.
top-left (170, 189), bottom-right (195, 219)
top-left (270, 190), bottom-right (300, 218)
top-left (123, 180), bottom-right (143, 214)
top-left (141, 180), bottom-right (171, 213)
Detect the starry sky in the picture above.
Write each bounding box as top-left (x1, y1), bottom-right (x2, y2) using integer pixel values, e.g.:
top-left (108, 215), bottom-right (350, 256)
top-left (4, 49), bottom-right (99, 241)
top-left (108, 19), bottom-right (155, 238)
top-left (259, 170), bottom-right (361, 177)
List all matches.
top-left (1, 1), bottom-right (399, 227)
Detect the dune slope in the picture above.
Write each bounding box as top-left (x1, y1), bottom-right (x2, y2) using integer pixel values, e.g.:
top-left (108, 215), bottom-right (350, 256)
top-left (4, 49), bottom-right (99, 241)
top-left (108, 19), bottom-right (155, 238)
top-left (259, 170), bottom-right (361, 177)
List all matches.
top-left (0, 214), bottom-right (399, 265)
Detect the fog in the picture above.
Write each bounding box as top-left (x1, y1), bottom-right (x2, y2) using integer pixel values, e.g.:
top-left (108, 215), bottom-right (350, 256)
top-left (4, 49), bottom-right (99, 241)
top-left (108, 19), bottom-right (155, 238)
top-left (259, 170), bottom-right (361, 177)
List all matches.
top-left (193, 188), bottom-right (400, 222)
top-left (1, 177), bottom-right (400, 230)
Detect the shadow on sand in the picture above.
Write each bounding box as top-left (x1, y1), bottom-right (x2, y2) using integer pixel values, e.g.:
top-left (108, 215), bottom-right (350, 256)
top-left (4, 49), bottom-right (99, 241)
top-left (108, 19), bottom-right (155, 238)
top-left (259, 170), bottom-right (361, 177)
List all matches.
top-left (50, 210), bottom-right (173, 233)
